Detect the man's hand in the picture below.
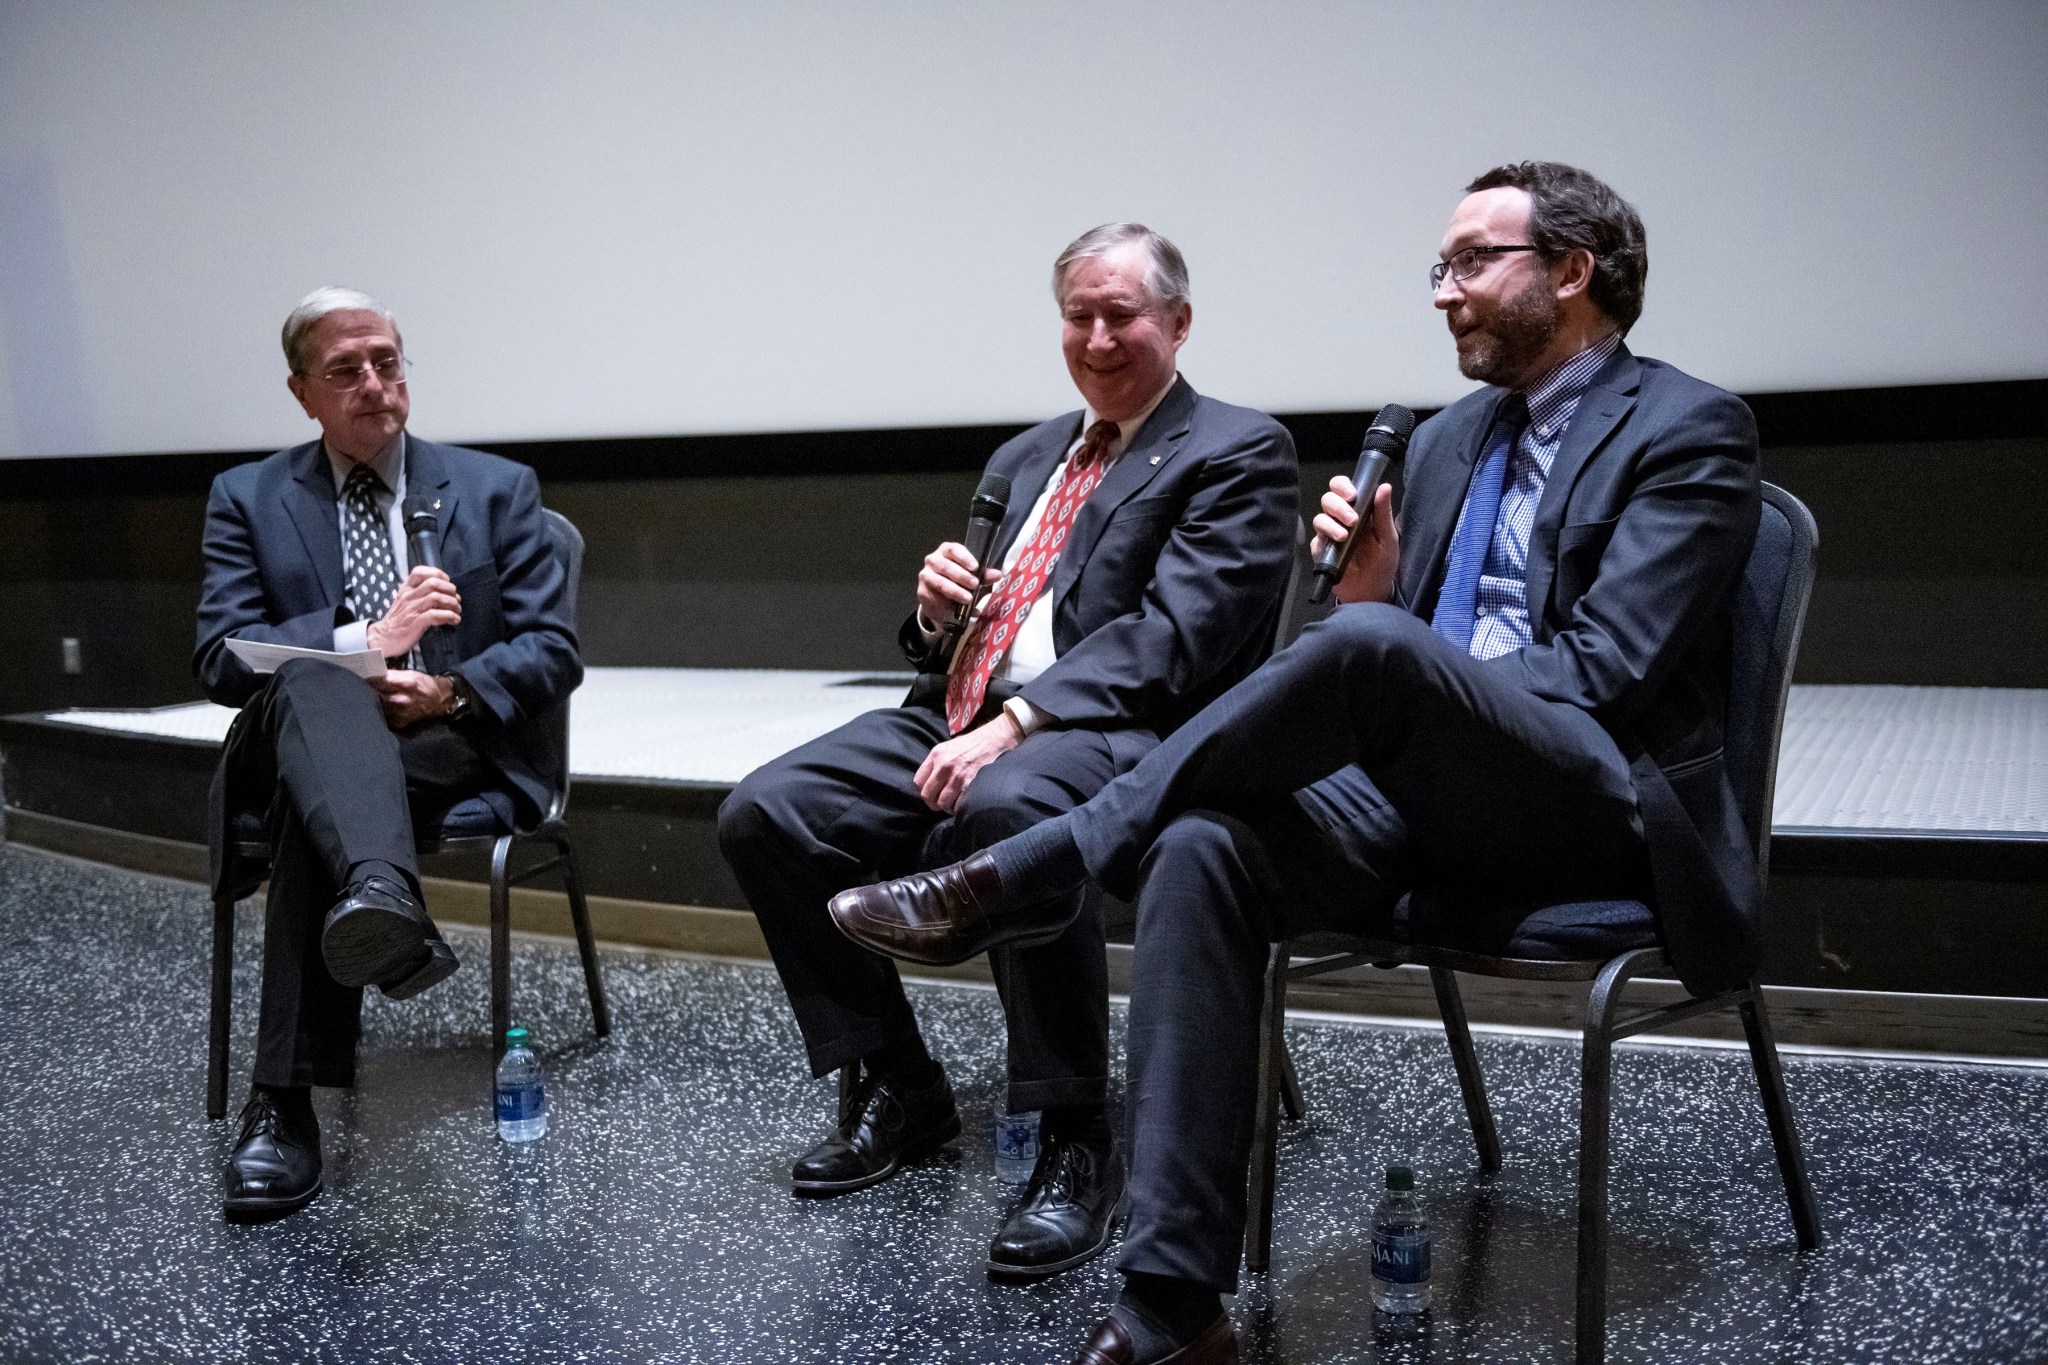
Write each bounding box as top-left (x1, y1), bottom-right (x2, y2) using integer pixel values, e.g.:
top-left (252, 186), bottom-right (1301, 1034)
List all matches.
top-left (370, 669), bottom-right (455, 730)
top-left (914, 712), bottom-right (1024, 813)
top-left (366, 566), bottom-right (462, 658)
top-left (1310, 477), bottom-right (1400, 606)
top-left (915, 542), bottom-right (1002, 632)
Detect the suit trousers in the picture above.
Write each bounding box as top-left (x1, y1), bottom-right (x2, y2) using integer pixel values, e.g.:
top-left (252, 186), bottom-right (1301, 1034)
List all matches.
top-left (719, 702), bottom-right (1150, 1112)
top-left (1082, 605), bottom-right (1651, 1291)
top-left (228, 659), bottom-right (496, 1088)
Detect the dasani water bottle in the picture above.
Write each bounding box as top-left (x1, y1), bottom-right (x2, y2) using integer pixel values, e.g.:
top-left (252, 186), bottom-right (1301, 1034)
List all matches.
top-left (495, 1025), bottom-right (548, 1143)
top-left (1371, 1165), bottom-right (1431, 1313)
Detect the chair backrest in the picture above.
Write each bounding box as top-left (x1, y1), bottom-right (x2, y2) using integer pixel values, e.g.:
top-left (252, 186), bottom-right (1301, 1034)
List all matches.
top-left (1268, 518), bottom-right (1319, 657)
top-left (535, 508), bottom-right (585, 824)
top-left (1722, 483), bottom-right (1819, 881)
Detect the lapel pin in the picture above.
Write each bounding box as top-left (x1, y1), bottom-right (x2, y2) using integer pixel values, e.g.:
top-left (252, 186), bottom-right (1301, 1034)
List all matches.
top-left (1149, 455), bottom-right (1161, 465)
top-left (433, 499), bottom-right (442, 510)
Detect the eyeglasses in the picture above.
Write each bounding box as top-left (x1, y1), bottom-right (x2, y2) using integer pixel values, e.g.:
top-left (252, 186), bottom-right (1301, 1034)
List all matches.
top-left (308, 355), bottom-right (410, 389)
top-left (1430, 244), bottom-right (1540, 290)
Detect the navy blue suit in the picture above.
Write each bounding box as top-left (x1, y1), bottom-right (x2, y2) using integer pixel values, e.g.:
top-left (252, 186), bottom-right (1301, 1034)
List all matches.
top-left (721, 376), bottom-right (1300, 1112)
top-left (196, 435), bottom-right (580, 1086)
top-left (1075, 346), bottom-right (1763, 1290)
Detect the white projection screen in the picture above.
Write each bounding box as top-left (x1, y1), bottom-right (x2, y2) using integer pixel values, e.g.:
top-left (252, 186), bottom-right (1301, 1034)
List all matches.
top-left (0, 0), bottom-right (2043, 460)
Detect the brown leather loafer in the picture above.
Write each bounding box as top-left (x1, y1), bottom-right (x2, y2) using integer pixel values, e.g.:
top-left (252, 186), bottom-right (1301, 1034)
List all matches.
top-left (1072, 1309), bottom-right (1239, 1365)
top-left (827, 851), bottom-right (1079, 966)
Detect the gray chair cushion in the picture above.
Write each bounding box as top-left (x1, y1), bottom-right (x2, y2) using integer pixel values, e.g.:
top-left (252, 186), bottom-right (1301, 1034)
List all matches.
top-left (1396, 890), bottom-right (1659, 961)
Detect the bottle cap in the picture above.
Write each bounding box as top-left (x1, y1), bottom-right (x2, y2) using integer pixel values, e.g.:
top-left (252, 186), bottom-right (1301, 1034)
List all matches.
top-left (505, 1026), bottom-right (530, 1047)
top-left (1386, 1165), bottom-right (1414, 1191)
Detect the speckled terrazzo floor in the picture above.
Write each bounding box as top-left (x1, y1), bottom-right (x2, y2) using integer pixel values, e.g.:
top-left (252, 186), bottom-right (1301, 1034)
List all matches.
top-left (0, 843), bottom-right (2044, 1364)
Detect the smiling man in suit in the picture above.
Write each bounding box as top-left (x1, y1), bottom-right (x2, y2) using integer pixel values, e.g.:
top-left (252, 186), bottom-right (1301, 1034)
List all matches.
top-left (718, 224), bottom-right (1298, 1280)
top-left (833, 165), bottom-right (1763, 1363)
top-left (195, 287), bottom-right (580, 1221)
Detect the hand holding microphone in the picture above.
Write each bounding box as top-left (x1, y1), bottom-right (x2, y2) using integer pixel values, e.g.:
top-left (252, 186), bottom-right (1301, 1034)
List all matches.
top-left (916, 473), bottom-right (1011, 637)
top-left (1309, 405), bottom-right (1414, 605)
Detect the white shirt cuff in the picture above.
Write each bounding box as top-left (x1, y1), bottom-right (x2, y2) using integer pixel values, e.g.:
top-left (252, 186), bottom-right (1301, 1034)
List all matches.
top-left (334, 619), bottom-right (370, 654)
top-left (1003, 696), bottom-right (1048, 737)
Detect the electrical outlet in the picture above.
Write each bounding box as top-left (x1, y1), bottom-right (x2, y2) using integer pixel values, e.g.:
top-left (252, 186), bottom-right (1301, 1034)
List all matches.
top-left (61, 638), bottom-right (83, 675)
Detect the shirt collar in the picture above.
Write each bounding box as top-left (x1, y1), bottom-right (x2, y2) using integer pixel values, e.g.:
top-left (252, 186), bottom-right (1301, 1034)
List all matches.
top-left (326, 431), bottom-right (406, 496)
top-left (1518, 333), bottom-right (1621, 441)
top-left (1080, 372), bottom-right (1178, 462)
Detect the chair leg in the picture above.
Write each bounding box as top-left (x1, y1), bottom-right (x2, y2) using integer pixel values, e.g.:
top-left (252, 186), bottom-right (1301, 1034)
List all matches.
top-left (207, 892), bottom-right (236, 1121)
top-left (1278, 1042), bottom-right (1305, 1123)
top-left (490, 836), bottom-right (513, 1065)
top-left (1430, 967), bottom-right (1501, 1174)
top-left (1738, 984), bottom-right (1824, 1251)
top-left (1575, 950), bottom-right (1652, 1365)
top-left (1244, 943), bottom-right (1290, 1273)
top-left (556, 836), bottom-right (611, 1038)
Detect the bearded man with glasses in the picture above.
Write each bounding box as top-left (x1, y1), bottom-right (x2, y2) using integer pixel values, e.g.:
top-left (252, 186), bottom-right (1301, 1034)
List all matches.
top-left (830, 163), bottom-right (1765, 1364)
top-left (195, 287), bottom-right (580, 1221)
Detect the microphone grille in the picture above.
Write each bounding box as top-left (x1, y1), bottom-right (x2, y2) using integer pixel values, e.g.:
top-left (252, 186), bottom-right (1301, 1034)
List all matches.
top-left (973, 472), bottom-right (1013, 513)
top-left (1374, 404), bottom-right (1416, 441)
top-left (401, 494), bottom-right (437, 530)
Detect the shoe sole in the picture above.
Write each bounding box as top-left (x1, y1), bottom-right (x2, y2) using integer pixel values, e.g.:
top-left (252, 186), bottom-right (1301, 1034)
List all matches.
top-left (381, 939), bottom-right (459, 1001)
top-left (323, 903), bottom-right (428, 988)
top-left (986, 1189), bottom-right (1129, 1280)
top-left (791, 1113), bottom-right (964, 1197)
top-left (223, 1180), bottom-right (322, 1224)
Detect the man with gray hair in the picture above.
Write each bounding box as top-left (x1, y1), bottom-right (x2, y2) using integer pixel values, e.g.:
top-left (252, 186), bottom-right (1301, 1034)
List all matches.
top-left (719, 223), bottom-right (1298, 1278)
top-left (196, 288), bottom-right (580, 1220)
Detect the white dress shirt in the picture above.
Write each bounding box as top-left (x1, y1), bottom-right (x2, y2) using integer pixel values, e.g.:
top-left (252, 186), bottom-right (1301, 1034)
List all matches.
top-left (327, 432), bottom-right (410, 654)
top-left (925, 376), bottom-right (1177, 734)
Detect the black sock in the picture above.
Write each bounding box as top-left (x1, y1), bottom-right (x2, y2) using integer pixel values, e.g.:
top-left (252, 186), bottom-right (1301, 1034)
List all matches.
top-left (1041, 1102), bottom-right (1112, 1148)
top-left (984, 816), bottom-right (1089, 904)
top-left (254, 1083), bottom-right (316, 1136)
top-left (345, 859), bottom-right (416, 899)
top-left (867, 1033), bottom-right (941, 1091)
top-left (1118, 1273), bottom-right (1222, 1354)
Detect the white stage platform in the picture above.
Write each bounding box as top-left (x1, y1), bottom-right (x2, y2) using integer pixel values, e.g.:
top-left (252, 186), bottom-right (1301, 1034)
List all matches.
top-left (38, 671), bottom-right (2048, 837)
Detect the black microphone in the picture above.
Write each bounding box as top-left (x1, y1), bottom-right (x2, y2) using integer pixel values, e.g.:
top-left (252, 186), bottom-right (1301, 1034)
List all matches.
top-left (1308, 404), bottom-right (1416, 605)
top-left (401, 495), bottom-right (450, 671)
top-left (946, 472), bottom-right (1012, 634)
top-left (403, 495), bottom-right (442, 571)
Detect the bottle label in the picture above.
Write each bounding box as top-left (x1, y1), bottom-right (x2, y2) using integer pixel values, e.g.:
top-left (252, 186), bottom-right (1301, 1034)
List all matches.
top-left (1372, 1230), bottom-right (1431, 1285)
top-left (496, 1084), bottom-right (546, 1123)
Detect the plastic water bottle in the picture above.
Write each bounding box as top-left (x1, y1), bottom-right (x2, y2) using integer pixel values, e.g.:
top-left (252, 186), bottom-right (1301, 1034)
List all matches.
top-left (495, 1026), bottom-right (548, 1143)
top-left (993, 1109), bottom-right (1041, 1185)
top-left (1371, 1165), bottom-right (1431, 1314)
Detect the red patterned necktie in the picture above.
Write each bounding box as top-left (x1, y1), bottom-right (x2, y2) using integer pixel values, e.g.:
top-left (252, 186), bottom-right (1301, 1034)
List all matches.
top-left (945, 419), bottom-right (1119, 734)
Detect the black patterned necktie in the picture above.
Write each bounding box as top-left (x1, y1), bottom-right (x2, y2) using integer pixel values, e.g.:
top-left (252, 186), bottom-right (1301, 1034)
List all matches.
top-left (340, 464), bottom-right (402, 627)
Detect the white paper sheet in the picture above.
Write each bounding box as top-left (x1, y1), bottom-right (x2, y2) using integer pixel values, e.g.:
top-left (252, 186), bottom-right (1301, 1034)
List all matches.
top-left (223, 638), bottom-right (386, 679)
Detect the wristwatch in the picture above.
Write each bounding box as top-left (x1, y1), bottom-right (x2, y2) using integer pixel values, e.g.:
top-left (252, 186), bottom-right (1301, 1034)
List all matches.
top-left (439, 673), bottom-right (475, 721)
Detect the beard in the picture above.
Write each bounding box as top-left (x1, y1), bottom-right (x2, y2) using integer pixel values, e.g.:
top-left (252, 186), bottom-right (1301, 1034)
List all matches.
top-left (1455, 273), bottom-right (1560, 387)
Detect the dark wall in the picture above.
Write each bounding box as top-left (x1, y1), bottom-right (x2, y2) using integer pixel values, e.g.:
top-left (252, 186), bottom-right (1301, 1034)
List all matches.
top-left (2, 381), bottom-right (2041, 715)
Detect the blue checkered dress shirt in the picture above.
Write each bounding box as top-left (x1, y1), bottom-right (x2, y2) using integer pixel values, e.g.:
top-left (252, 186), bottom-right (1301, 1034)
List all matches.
top-left (1448, 334), bottom-right (1623, 661)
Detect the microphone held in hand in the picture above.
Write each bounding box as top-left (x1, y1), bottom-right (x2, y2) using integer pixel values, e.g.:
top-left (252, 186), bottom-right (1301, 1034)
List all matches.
top-left (401, 495), bottom-right (451, 672)
top-left (1308, 404), bottom-right (1416, 605)
top-left (947, 472), bottom-right (1012, 634)
top-left (402, 495), bottom-right (442, 572)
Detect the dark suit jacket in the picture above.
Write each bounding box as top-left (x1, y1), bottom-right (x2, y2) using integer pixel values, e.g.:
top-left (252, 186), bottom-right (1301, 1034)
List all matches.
top-left (902, 375), bottom-right (1299, 752)
top-left (195, 435), bottom-right (583, 825)
top-left (1394, 346), bottom-right (1763, 994)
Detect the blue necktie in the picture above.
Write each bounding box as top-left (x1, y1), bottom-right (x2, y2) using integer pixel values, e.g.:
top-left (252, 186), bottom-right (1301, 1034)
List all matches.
top-left (1431, 394), bottom-right (1528, 652)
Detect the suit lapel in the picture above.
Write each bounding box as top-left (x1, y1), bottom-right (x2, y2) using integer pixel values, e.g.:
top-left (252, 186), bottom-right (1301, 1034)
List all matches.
top-left (285, 440), bottom-right (344, 608)
top-left (1051, 376), bottom-right (1195, 610)
top-left (1522, 348), bottom-right (1639, 628)
top-left (404, 436), bottom-right (459, 565)
top-left (1397, 392), bottom-right (1503, 616)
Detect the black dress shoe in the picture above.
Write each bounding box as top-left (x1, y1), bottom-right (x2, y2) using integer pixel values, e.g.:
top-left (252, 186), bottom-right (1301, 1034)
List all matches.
top-left (379, 935), bottom-right (460, 1001)
top-left (827, 852), bottom-right (1078, 966)
top-left (321, 874), bottom-right (433, 990)
top-left (990, 1136), bottom-right (1127, 1279)
top-left (223, 1092), bottom-right (322, 1223)
top-left (791, 1068), bottom-right (961, 1196)
top-left (1072, 1309), bottom-right (1239, 1365)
